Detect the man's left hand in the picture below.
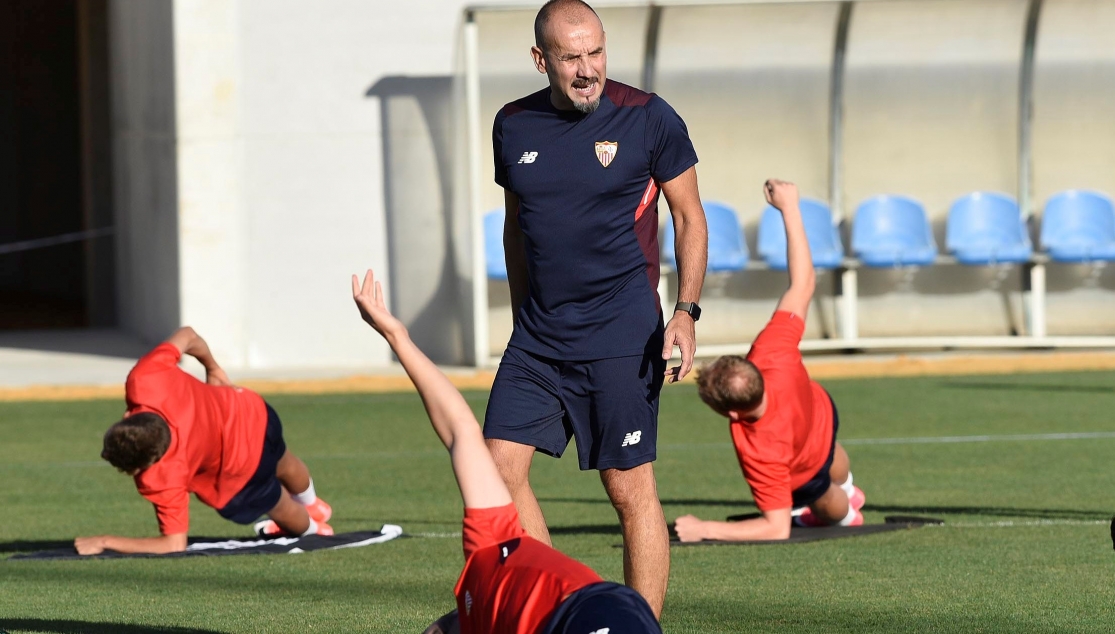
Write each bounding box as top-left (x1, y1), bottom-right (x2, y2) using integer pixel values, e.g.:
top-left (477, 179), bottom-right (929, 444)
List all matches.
top-left (206, 367), bottom-right (233, 387)
top-left (662, 312), bottom-right (695, 383)
top-left (673, 515), bottom-right (708, 542)
top-left (74, 536), bottom-right (108, 556)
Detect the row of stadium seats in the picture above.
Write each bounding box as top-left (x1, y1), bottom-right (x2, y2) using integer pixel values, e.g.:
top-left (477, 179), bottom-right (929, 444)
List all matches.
top-left (484, 189), bottom-right (1115, 280)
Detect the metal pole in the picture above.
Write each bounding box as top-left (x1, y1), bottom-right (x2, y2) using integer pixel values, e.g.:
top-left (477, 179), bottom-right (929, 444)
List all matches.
top-left (1018, 0), bottom-right (1043, 220)
top-left (464, 13), bottom-right (490, 367)
top-left (642, 4), bottom-right (663, 93)
top-left (828, 1), bottom-right (853, 222)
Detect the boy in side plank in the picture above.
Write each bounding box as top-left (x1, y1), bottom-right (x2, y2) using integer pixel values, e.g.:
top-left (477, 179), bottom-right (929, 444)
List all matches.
top-left (75, 327), bottom-right (332, 555)
top-left (673, 180), bottom-right (865, 543)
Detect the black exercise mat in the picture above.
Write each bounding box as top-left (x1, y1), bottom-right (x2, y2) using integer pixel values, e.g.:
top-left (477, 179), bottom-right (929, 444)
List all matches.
top-left (670, 516), bottom-right (943, 546)
top-left (9, 524), bottom-right (403, 560)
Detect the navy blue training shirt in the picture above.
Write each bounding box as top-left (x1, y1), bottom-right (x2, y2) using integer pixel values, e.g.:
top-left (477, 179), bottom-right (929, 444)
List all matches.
top-left (493, 80), bottom-right (698, 360)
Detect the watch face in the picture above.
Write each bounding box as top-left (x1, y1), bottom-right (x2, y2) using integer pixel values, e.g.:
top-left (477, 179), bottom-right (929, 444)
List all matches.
top-left (691, 304), bottom-right (701, 321)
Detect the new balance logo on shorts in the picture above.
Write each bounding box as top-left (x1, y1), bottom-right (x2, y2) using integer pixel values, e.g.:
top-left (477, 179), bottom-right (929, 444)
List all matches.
top-left (518, 151), bottom-right (538, 164)
top-left (621, 431), bottom-right (642, 447)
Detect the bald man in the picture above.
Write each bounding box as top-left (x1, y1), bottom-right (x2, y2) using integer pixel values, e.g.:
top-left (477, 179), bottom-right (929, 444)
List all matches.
top-left (484, 0), bottom-right (708, 616)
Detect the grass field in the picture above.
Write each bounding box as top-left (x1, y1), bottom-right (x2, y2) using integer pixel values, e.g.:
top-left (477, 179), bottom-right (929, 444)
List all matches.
top-left (2, 370), bottom-right (1114, 633)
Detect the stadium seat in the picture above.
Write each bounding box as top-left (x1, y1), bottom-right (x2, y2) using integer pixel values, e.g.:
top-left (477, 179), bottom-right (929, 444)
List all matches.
top-left (757, 198), bottom-right (844, 270)
top-left (484, 209), bottom-right (508, 280)
top-left (945, 192), bottom-right (1033, 265)
top-left (1040, 190), bottom-right (1115, 262)
top-left (851, 195), bottom-right (938, 267)
top-left (663, 202), bottom-right (749, 272)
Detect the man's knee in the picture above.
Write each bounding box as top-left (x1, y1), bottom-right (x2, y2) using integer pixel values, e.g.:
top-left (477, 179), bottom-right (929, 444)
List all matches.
top-left (601, 463), bottom-right (660, 512)
top-left (486, 439), bottom-right (534, 489)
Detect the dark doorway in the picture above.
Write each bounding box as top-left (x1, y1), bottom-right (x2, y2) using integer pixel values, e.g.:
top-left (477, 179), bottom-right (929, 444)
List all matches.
top-left (0, 0), bottom-right (114, 330)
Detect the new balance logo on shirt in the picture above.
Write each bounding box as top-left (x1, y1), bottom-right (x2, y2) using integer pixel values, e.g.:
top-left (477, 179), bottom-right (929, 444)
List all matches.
top-left (621, 431), bottom-right (642, 447)
top-left (518, 151), bottom-right (538, 164)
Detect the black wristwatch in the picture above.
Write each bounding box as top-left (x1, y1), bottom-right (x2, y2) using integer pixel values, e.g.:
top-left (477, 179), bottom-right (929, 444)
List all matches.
top-left (674, 301), bottom-right (701, 321)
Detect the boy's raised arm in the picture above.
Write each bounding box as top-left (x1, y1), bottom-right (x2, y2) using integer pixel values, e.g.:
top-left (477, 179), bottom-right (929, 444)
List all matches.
top-left (351, 270), bottom-right (512, 511)
top-left (767, 179), bottom-right (816, 322)
top-left (165, 326), bottom-right (233, 387)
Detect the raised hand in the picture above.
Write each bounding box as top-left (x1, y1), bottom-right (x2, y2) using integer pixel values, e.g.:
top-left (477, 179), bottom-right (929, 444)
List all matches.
top-left (351, 269), bottom-right (405, 338)
top-left (764, 179), bottom-right (799, 214)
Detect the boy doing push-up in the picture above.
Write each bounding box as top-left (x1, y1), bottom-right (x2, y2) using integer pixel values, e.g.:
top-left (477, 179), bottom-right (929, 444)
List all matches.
top-left (74, 327), bottom-right (332, 555)
top-left (351, 270), bottom-right (660, 634)
top-left (674, 180), bottom-right (865, 543)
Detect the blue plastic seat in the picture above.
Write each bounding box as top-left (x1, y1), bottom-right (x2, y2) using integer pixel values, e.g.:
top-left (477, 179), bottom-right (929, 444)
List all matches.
top-left (851, 195), bottom-right (938, 267)
top-left (945, 192), bottom-right (1032, 265)
top-left (757, 198), bottom-right (844, 270)
top-left (1040, 190), bottom-right (1115, 262)
top-left (484, 209), bottom-right (508, 280)
top-left (663, 202), bottom-right (749, 272)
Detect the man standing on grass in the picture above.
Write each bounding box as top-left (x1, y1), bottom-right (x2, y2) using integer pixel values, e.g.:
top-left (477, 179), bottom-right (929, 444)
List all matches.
top-left (673, 180), bottom-right (866, 543)
top-left (485, 0), bottom-right (707, 615)
top-left (74, 327), bottom-right (332, 555)
top-left (352, 270), bottom-right (661, 634)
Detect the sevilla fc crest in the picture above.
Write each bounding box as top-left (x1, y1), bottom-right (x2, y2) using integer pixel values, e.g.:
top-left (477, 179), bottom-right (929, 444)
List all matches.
top-left (595, 141), bottom-right (618, 167)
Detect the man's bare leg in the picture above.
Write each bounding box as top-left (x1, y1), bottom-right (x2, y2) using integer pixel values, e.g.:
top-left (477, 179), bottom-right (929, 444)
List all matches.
top-left (486, 439), bottom-right (552, 545)
top-left (600, 463), bottom-right (669, 618)
top-left (267, 488), bottom-right (311, 535)
top-left (808, 482), bottom-right (851, 523)
top-left (829, 442), bottom-right (850, 486)
top-left (275, 449), bottom-right (311, 494)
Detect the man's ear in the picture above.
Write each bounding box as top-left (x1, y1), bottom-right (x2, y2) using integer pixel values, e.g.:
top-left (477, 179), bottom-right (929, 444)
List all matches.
top-left (530, 46), bottom-right (547, 74)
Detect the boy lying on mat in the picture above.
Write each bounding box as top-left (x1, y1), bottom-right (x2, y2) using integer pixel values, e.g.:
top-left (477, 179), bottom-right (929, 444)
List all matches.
top-left (673, 180), bottom-right (866, 543)
top-left (351, 270), bottom-right (661, 634)
top-left (74, 327), bottom-right (333, 556)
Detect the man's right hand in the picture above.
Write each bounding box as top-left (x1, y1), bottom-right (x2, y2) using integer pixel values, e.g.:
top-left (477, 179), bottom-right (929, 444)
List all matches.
top-left (764, 178), bottom-right (800, 213)
top-left (352, 269), bottom-right (405, 339)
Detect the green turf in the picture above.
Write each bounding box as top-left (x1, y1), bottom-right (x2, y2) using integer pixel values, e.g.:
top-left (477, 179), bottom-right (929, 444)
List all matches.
top-left (2, 371), bottom-right (1114, 632)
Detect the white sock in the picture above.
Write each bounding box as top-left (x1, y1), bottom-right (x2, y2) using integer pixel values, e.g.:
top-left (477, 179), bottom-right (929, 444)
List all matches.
top-left (301, 519), bottom-right (319, 536)
top-left (838, 505), bottom-right (859, 527)
top-left (840, 472), bottom-right (855, 497)
top-left (291, 479), bottom-right (317, 506)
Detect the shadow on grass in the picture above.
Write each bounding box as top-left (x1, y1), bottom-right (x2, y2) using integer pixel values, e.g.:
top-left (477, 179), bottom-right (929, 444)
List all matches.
top-left (549, 524), bottom-right (622, 536)
top-left (942, 381), bottom-right (1115, 394)
top-left (0, 620), bottom-right (224, 634)
top-left (862, 504), bottom-right (1110, 521)
top-left (540, 497), bottom-right (756, 509)
top-left (0, 540), bottom-right (76, 555)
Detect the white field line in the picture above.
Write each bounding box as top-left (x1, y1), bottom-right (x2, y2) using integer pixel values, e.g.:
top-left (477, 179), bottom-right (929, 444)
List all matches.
top-left (842, 431), bottom-right (1115, 446)
top-left (926, 519), bottom-right (1110, 528)
top-left (15, 431), bottom-right (1115, 468)
top-left (412, 532), bottom-right (462, 538)
top-left (660, 430), bottom-right (1115, 451)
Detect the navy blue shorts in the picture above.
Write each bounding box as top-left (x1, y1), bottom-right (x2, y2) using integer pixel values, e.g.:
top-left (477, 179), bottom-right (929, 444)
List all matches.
top-left (484, 342), bottom-right (666, 471)
top-left (542, 581), bottom-right (661, 634)
top-left (218, 403), bottom-right (287, 524)
top-left (791, 391), bottom-right (840, 509)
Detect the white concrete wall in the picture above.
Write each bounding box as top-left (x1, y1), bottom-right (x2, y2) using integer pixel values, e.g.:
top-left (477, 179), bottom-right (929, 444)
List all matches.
top-left (109, 0), bottom-right (181, 345)
top-left (162, 0), bottom-right (527, 369)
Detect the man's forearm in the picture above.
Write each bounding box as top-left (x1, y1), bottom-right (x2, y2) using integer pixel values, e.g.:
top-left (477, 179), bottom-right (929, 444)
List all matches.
top-left (384, 330), bottom-right (478, 450)
top-left (673, 215), bottom-right (707, 305)
top-left (783, 205), bottom-right (815, 293)
top-left (704, 516), bottom-right (790, 541)
top-left (103, 533), bottom-right (187, 554)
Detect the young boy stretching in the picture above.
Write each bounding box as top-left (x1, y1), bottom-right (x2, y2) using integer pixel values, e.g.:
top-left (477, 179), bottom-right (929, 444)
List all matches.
top-left (673, 180), bottom-right (866, 543)
top-left (351, 270), bottom-right (660, 634)
top-left (74, 327), bottom-right (332, 555)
